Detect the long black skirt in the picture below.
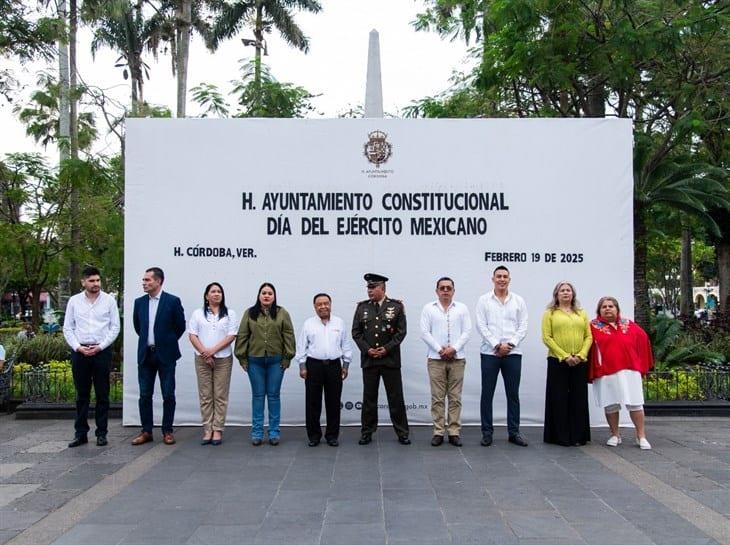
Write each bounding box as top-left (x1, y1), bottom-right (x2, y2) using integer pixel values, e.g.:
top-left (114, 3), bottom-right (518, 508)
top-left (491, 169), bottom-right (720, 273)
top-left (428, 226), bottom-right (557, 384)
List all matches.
top-left (543, 357), bottom-right (590, 446)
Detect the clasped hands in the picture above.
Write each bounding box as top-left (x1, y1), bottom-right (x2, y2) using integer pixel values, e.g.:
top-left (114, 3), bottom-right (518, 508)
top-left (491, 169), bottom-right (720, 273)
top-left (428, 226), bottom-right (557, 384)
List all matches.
top-left (563, 355), bottom-right (582, 367)
top-left (438, 346), bottom-right (457, 361)
top-left (368, 347), bottom-right (388, 359)
top-left (77, 345), bottom-right (101, 356)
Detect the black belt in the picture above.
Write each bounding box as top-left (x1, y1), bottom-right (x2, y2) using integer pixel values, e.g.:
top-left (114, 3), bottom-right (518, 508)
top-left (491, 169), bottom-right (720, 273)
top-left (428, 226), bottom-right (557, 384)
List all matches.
top-left (306, 357), bottom-right (341, 365)
top-left (147, 345), bottom-right (156, 352)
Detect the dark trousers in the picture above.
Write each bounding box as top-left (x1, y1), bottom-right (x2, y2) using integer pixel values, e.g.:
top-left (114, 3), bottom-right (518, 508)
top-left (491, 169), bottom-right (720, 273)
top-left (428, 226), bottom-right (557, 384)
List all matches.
top-left (361, 365), bottom-right (409, 438)
top-left (71, 347), bottom-right (111, 438)
top-left (305, 358), bottom-right (343, 441)
top-left (480, 353), bottom-right (522, 437)
top-left (138, 348), bottom-right (176, 434)
top-left (543, 357), bottom-right (590, 446)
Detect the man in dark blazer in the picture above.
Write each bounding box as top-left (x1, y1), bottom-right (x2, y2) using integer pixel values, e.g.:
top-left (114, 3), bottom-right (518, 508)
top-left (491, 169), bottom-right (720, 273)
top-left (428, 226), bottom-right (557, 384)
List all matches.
top-left (131, 267), bottom-right (186, 445)
top-left (352, 273), bottom-right (410, 445)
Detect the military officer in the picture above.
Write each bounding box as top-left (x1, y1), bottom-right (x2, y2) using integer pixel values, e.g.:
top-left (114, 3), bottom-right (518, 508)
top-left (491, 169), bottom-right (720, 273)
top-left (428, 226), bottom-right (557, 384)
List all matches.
top-left (352, 273), bottom-right (410, 445)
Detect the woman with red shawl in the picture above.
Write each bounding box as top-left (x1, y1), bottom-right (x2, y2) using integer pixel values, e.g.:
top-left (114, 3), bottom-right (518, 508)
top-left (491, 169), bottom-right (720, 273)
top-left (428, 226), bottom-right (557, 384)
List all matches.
top-left (589, 297), bottom-right (653, 450)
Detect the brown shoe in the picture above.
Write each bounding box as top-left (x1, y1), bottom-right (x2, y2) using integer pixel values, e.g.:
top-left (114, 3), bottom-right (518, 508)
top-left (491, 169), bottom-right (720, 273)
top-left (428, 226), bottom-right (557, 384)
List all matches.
top-left (163, 432), bottom-right (176, 445)
top-left (131, 432), bottom-right (153, 446)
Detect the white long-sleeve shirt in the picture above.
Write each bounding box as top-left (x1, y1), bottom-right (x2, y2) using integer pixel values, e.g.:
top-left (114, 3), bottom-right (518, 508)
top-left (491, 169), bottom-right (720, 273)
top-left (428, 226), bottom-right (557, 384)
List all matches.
top-left (475, 291), bottom-right (528, 355)
top-left (63, 291), bottom-right (121, 351)
top-left (294, 315), bottom-right (353, 369)
top-left (420, 300), bottom-right (472, 360)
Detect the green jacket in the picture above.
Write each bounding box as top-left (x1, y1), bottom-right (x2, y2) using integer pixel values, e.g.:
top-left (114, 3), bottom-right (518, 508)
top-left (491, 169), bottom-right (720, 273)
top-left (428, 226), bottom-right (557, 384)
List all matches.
top-left (234, 307), bottom-right (296, 368)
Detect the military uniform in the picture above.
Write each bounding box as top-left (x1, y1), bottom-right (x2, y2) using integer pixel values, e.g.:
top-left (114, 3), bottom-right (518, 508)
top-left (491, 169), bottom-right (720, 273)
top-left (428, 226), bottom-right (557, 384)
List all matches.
top-left (352, 295), bottom-right (409, 440)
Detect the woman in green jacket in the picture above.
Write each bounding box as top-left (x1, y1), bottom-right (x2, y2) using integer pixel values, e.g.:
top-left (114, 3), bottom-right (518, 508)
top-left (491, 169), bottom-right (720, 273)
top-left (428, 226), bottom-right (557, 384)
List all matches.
top-left (235, 283), bottom-right (295, 445)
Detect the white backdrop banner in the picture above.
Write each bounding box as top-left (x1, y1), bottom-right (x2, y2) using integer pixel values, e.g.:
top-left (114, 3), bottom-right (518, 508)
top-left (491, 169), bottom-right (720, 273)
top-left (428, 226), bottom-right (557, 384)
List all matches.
top-left (124, 118), bottom-right (634, 428)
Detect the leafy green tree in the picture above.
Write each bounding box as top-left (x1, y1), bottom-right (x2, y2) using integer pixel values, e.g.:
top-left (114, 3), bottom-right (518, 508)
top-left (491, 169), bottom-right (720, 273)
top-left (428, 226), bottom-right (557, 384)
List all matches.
top-left (190, 82), bottom-right (230, 117)
top-left (0, 1), bottom-right (59, 100)
top-left (230, 59), bottom-right (314, 117)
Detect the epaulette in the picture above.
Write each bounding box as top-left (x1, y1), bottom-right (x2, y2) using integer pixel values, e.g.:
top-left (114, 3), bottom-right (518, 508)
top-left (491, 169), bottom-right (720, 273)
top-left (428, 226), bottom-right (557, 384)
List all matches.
top-left (357, 299), bottom-right (370, 305)
top-left (386, 297), bottom-right (404, 305)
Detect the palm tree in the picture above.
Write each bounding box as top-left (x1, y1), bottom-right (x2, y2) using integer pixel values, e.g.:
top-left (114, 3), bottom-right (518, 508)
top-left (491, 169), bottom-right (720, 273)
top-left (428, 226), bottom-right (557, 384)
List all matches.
top-left (633, 138), bottom-right (729, 329)
top-left (208, 0), bottom-right (321, 113)
top-left (84, 1), bottom-right (163, 116)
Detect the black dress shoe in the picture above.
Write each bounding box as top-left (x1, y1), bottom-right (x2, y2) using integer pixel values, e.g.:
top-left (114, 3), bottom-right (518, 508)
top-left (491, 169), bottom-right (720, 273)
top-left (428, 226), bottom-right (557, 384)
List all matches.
top-left (96, 436), bottom-right (108, 447)
top-left (251, 438), bottom-right (263, 446)
top-left (269, 438), bottom-right (280, 446)
top-left (480, 435), bottom-right (493, 447)
top-left (326, 439), bottom-right (339, 447)
top-left (448, 435), bottom-right (462, 447)
top-left (431, 435), bottom-right (444, 446)
top-left (68, 436), bottom-right (88, 448)
top-left (508, 434), bottom-right (528, 447)
top-left (358, 434), bottom-right (372, 445)
top-left (398, 436), bottom-right (411, 445)
top-left (308, 439), bottom-right (320, 447)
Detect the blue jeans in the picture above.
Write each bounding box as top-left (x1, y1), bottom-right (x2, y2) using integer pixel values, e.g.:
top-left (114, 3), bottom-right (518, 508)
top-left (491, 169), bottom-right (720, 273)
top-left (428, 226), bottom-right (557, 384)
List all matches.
top-left (247, 355), bottom-right (285, 440)
top-left (138, 349), bottom-right (176, 434)
top-left (480, 353), bottom-right (522, 437)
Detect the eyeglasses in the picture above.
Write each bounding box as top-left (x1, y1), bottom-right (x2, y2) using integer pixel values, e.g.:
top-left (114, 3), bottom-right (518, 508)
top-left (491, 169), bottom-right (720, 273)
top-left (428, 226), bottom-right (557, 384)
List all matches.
top-left (438, 286), bottom-right (453, 291)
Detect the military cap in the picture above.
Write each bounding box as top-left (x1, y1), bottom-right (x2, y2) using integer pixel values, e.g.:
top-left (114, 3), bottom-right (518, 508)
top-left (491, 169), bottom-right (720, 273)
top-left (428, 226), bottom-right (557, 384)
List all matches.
top-left (364, 273), bottom-right (388, 286)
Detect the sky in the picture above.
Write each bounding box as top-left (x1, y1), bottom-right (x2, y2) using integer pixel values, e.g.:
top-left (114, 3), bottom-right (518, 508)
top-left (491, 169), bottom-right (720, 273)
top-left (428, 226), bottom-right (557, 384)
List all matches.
top-left (0, 1), bottom-right (474, 158)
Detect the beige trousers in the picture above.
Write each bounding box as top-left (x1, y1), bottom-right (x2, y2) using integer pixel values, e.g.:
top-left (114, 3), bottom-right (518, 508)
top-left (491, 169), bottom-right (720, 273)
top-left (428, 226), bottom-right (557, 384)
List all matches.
top-left (427, 358), bottom-right (466, 436)
top-left (195, 355), bottom-right (233, 432)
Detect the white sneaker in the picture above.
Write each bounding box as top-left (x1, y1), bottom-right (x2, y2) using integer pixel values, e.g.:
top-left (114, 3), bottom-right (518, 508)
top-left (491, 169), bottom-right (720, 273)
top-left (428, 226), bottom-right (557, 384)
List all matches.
top-left (636, 437), bottom-right (652, 450)
top-left (606, 435), bottom-right (622, 447)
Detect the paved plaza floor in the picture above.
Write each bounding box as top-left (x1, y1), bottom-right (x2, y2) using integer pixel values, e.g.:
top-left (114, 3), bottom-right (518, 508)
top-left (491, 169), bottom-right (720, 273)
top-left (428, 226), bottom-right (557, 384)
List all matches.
top-left (0, 416), bottom-right (728, 545)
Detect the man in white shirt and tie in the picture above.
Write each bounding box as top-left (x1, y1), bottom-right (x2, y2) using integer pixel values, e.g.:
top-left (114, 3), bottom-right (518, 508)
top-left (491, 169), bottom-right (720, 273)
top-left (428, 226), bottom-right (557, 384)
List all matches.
top-left (475, 266), bottom-right (529, 447)
top-left (296, 293), bottom-right (352, 447)
top-left (63, 266), bottom-right (120, 447)
top-left (420, 277), bottom-right (472, 447)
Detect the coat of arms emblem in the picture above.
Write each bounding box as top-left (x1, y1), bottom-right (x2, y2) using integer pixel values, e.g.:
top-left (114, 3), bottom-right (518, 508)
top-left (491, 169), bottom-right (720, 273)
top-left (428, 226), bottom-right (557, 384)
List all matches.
top-left (363, 130), bottom-right (392, 167)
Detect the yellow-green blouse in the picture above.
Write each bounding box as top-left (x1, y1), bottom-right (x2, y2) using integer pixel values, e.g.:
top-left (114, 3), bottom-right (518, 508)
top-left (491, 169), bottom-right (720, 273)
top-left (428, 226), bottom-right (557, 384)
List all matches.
top-left (541, 308), bottom-right (592, 361)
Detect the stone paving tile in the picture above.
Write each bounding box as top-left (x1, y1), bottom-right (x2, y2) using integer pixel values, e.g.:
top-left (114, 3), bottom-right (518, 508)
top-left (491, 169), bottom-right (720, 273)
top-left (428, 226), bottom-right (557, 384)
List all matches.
top-left (687, 489), bottom-right (730, 515)
top-left (572, 521), bottom-right (655, 545)
top-left (321, 522), bottom-right (386, 545)
top-left (0, 509), bottom-right (47, 530)
top-left (0, 484), bottom-right (41, 508)
top-left (503, 510), bottom-right (582, 539)
top-left (0, 529), bottom-right (20, 545)
top-left (50, 523), bottom-right (136, 545)
top-left (22, 442), bottom-right (68, 454)
top-left (0, 464), bottom-right (34, 479)
top-left (184, 524), bottom-right (260, 545)
top-left (324, 498), bottom-right (382, 524)
top-left (384, 509), bottom-right (450, 542)
top-left (9, 487), bottom-right (80, 511)
top-left (447, 521), bottom-right (519, 545)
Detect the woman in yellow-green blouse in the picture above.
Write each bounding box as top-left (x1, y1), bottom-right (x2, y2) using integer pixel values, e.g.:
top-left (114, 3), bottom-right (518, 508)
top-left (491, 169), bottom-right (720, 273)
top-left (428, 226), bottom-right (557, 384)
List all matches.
top-left (541, 281), bottom-right (592, 446)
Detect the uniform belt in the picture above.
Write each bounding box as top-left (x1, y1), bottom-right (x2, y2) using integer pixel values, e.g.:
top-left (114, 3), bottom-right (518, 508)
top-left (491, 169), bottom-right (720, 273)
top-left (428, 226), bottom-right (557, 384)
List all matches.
top-left (307, 357), bottom-right (341, 365)
top-left (147, 345), bottom-right (156, 352)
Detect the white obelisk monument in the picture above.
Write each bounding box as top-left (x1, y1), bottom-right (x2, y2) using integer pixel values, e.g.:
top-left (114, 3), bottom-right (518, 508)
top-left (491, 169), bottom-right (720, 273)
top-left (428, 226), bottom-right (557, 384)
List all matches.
top-left (364, 30), bottom-right (384, 118)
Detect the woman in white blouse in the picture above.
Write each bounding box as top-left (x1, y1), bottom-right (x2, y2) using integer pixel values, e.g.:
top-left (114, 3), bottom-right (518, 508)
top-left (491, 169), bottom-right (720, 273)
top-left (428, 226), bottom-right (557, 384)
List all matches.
top-left (188, 282), bottom-right (237, 445)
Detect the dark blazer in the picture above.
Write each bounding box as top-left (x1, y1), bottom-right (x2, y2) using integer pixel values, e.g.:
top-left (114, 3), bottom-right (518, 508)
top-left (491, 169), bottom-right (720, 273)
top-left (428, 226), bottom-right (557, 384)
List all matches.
top-left (352, 297), bottom-right (407, 369)
top-left (133, 291), bottom-right (186, 365)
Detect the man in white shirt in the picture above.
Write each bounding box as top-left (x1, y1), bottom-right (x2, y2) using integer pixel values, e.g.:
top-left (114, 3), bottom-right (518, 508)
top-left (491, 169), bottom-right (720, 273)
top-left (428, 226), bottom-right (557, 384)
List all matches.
top-left (475, 266), bottom-right (528, 447)
top-left (420, 277), bottom-right (472, 447)
top-left (296, 293), bottom-right (352, 447)
top-left (63, 266), bottom-right (121, 447)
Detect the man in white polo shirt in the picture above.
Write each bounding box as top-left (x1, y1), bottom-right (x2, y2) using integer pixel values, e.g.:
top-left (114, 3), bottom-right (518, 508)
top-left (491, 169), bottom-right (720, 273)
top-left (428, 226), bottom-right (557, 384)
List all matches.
top-left (475, 265), bottom-right (528, 447)
top-left (63, 266), bottom-right (120, 447)
top-left (296, 293), bottom-right (352, 447)
top-left (420, 276), bottom-right (472, 447)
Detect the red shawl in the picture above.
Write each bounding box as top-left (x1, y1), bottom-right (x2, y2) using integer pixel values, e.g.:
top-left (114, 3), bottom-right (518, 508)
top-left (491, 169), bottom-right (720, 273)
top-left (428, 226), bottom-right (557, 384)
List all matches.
top-left (588, 315), bottom-right (653, 382)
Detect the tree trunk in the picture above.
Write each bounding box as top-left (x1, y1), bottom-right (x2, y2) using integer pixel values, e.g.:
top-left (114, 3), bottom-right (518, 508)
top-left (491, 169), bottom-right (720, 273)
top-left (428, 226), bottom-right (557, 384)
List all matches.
top-left (679, 225), bottom-right (693, 320)
top-left (633, 203), bottom-right (651, 330)
top-left (253, 0), bottom-right (263, 114)
top-left (175, 0), bottom-right (192, 118)
top-left (718, 237), bottom-right (730, 326)
top-left (68, 0), bottom-right (81, 289)
top-left (57, 0), bottom-right (70, 162)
